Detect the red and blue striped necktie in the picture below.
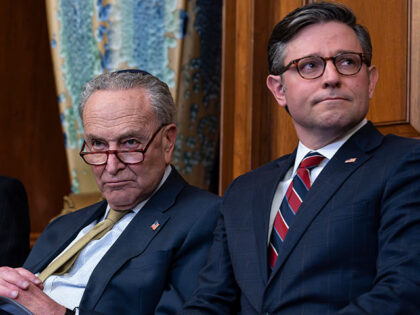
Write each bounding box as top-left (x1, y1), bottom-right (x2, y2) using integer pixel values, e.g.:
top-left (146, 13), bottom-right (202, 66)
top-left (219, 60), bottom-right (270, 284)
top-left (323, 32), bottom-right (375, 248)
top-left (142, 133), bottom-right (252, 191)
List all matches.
top-left (268, 152), bottom-right (325, 270)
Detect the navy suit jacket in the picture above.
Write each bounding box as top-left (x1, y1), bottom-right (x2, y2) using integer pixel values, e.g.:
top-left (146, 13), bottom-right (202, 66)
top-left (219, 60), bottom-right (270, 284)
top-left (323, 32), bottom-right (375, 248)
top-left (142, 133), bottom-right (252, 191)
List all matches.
top-left (0, 176), bottom-right (30, 267)
top-left (24, 168), bottom-right (220, 314)
top-left (183, 122), bottom-right (420, 314)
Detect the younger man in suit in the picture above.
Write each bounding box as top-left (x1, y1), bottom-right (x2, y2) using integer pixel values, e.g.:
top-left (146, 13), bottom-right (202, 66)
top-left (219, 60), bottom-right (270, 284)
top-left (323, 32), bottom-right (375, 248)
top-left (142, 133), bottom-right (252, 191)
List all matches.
top-left (0, 70), bottom-right (220, 314)
top-left (183, 2), bottom-right (420, 314)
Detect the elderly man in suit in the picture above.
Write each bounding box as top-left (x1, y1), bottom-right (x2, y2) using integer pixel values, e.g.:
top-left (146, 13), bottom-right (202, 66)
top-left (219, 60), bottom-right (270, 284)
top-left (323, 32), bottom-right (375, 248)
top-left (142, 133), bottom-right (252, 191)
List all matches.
top-left (182, 2), bottom-right (420, 314)
top-left (0, 176), bottom-right (30, 267)
top-left (0, 70), bottom-right (220, 314)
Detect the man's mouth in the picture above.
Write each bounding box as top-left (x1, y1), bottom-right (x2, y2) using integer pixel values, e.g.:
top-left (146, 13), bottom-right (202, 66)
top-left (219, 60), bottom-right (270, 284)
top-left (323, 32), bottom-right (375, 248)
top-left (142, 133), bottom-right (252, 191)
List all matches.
top-left (104, 181), bottom-right (131, 188)
top-left (313, 95), bottom-right (352, 104)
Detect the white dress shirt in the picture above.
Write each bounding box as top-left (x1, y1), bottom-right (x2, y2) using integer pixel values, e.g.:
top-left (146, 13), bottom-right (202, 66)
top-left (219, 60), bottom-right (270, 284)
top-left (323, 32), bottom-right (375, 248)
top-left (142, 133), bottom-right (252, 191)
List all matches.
top-left (42, 165), bottom-right (172, 309)
top-left (268, 119), bottom-right (367, 242)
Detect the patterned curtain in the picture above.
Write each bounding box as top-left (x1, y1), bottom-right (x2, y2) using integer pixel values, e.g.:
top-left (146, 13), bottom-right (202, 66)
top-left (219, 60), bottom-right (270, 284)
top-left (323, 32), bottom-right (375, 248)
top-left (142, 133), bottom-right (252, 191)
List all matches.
top-left (45, 0), bottom-right (222, 194)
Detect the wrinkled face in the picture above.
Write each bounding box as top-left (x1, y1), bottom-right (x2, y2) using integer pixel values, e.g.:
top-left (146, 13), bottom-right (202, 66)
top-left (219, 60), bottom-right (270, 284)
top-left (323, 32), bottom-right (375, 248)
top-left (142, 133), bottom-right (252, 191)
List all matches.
top-left (267, 21), bottom-right (378, 147)
top-left (82, 88), bottom-right (176, 210)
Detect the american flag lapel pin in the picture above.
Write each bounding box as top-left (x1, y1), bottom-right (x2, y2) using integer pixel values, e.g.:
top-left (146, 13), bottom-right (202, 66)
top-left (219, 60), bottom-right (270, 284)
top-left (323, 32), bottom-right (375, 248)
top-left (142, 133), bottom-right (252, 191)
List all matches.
top-left (151, 220), bottom-right (160, 231)
top-left (345, 157), bottom-right (357, 163)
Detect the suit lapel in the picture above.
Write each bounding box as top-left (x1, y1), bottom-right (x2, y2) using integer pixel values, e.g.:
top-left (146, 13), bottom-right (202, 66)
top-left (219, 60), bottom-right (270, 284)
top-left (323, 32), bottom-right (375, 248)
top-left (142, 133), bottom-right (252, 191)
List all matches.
top-left (81, 167), bottom-right (186, 309)
top-left (26, 202), bottom-right (107, 273)
top-left (268, 122), bottom-right (383, 283)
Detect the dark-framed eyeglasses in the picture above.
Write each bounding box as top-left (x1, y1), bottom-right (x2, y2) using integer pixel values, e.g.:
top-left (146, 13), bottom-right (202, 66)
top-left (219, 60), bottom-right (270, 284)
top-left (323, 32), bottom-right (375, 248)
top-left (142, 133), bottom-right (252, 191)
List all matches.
top-left (278, 52), bottom-right (370, 80)
top-left (79, 124), bottom-right (167, 166)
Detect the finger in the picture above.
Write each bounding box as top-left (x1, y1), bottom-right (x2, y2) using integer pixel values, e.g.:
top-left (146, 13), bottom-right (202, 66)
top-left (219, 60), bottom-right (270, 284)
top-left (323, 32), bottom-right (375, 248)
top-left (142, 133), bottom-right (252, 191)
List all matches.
top-left (0, 281), bottom-right (19, 299)
top-left (0, 267), bottom-right (30, 289)
top-left (15, 268), bottom-right (43, 289)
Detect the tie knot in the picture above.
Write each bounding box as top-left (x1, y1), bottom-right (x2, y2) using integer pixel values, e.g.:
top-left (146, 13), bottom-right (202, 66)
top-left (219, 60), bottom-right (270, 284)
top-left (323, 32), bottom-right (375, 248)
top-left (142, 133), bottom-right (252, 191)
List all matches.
top-left (106, 209), bottom-right (130, 223)
top-left (299, 152), bottom-right (325, 170)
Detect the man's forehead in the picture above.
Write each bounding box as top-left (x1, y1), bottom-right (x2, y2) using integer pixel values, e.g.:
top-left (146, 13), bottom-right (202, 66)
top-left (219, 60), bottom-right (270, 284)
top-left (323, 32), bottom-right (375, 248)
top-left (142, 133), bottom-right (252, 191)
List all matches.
top-left (84, 127), bottom-right (149, 142)
top-left (84, 117), bottom-right (156, 143)
top-left (82, 88), bottom-right (158, 138)
top-left (83, 89), bottom-right (155, 120)
top-left (284, 21), bottom-right (361, 60)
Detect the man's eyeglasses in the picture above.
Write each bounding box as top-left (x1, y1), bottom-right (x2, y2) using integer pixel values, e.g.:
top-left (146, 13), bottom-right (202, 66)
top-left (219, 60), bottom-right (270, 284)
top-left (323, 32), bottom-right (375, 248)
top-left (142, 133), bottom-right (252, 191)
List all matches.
top-left (79, 124), bottom-right (167, 166)
top-left (278, 52), bottom-right (369, 80)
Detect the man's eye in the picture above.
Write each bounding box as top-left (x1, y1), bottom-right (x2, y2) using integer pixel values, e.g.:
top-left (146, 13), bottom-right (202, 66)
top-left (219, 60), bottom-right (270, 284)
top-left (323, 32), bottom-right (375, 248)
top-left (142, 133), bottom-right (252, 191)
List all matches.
top-left (91, 140), bottom-right (105, 149)
top-left (299, 58), bottom-right (322, 73)
top-left (123, 139), bottom-right (140, 148)
top-left (339, 57), bottom-right (356, 66)
top-left (303, 61), bottom-right (316, 68)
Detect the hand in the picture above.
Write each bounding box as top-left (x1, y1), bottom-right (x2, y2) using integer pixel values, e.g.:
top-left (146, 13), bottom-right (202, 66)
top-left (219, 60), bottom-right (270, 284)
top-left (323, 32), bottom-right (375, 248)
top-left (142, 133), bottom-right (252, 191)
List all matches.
top-left (0, 267), bottom-right (65, 315)
top-left (0, 267), bottom-right (43, 298)
top-left (15, 282), bottom-right (66, 315)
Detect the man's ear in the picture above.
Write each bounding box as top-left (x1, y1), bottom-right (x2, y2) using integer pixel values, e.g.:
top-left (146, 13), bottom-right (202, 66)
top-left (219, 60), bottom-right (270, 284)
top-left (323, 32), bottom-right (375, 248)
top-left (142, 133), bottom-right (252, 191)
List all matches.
top-left (266, 74), bottom-right (287, 108)
top-left (367, 65), bottom-right (378, 99)
top-left (162, 124), bottom-right (177, 164)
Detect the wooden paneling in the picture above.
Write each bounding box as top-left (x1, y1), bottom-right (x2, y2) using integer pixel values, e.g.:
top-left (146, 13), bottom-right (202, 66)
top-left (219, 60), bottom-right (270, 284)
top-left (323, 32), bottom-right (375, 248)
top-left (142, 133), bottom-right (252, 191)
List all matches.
top-left (220, 0), bottom-right (419, 193)
top-left (219, 0), bottom-right (304, 193)
top-left (0, 1), bottom-right (70, 241)
top-left (411, 0), bottom-right (420, 134)
top-left (219, 0), bottom-right (236, 193)
top-left (268, 1), bottom-right (304, 167)
top-left (233, 0), bottom-right (254, 179)
top-left (251, 1), bottom-right (276, 173)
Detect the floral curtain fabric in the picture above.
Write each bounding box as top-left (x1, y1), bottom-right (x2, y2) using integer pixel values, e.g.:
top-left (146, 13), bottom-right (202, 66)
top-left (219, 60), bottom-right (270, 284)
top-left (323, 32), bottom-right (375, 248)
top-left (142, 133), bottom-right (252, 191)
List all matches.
top-left (45, 0), bottom-right (221, 193)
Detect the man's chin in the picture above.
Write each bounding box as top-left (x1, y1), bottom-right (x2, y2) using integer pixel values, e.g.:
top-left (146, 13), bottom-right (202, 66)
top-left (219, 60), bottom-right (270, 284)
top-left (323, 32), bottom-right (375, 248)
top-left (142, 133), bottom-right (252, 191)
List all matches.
top-left (103, 192), bottom-right (138, 210)
top-left (314, 112), bottom-right (354, 129)
top-left (107, 202), bottom-right (136, 211)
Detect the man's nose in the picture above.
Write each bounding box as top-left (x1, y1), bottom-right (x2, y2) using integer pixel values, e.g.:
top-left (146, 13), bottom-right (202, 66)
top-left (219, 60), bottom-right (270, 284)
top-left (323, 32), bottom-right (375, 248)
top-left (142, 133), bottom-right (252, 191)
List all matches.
top-left (322, 60), bottom-right (341, 88)
top-left (105, 152), bottom-right (125, 174)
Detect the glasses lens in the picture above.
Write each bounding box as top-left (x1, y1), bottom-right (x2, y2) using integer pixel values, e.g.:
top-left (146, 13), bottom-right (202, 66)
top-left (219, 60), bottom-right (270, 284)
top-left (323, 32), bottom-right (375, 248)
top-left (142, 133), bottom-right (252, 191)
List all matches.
top-left (117, 151), bottom-right (144, 164)
top-left (83, 153), bottom-right (107, 165)
top-left (297, 56), bottom-right (324, 79)
top-left (335, 53), bottom-right (362, 75)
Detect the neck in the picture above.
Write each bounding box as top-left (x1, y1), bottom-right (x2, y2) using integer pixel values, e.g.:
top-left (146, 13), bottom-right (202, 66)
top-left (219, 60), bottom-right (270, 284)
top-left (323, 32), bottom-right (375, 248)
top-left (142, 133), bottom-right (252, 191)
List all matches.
top-left (295, 126), bottom-right (352, 150)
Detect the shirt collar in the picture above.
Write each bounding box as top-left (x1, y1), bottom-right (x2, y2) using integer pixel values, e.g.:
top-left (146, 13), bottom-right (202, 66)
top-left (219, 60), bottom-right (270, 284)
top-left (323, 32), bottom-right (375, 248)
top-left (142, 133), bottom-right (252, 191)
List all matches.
top-left (294, 119), bottom-right (367, 173)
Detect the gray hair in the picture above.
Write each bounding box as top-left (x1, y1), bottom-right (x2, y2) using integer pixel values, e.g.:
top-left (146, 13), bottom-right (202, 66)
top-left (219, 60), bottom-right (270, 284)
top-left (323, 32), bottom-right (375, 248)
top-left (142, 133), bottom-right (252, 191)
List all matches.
top-left (268, 1), bottom-right (372, 75)
top-left (79, 70), bottom-right (176, 126)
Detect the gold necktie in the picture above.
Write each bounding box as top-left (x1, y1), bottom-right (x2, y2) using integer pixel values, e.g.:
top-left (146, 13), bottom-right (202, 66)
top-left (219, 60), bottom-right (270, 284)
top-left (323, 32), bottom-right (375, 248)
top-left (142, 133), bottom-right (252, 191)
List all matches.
top-left (38, 209), bottom-right (130, 282)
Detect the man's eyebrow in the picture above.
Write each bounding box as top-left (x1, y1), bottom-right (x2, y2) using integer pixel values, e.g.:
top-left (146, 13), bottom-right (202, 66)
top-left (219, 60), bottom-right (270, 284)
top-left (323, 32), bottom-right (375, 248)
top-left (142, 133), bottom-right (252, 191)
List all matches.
top-left (85, 135), bottom-right (105, 142)
top-left (85, 131), bottom-right (149, 144)
top-left (294, 50), bottom-right (361, 60)
top-left (118, 130), bottom-right (148, 141)
top-left (334, 50), bottom-right (361, 54)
